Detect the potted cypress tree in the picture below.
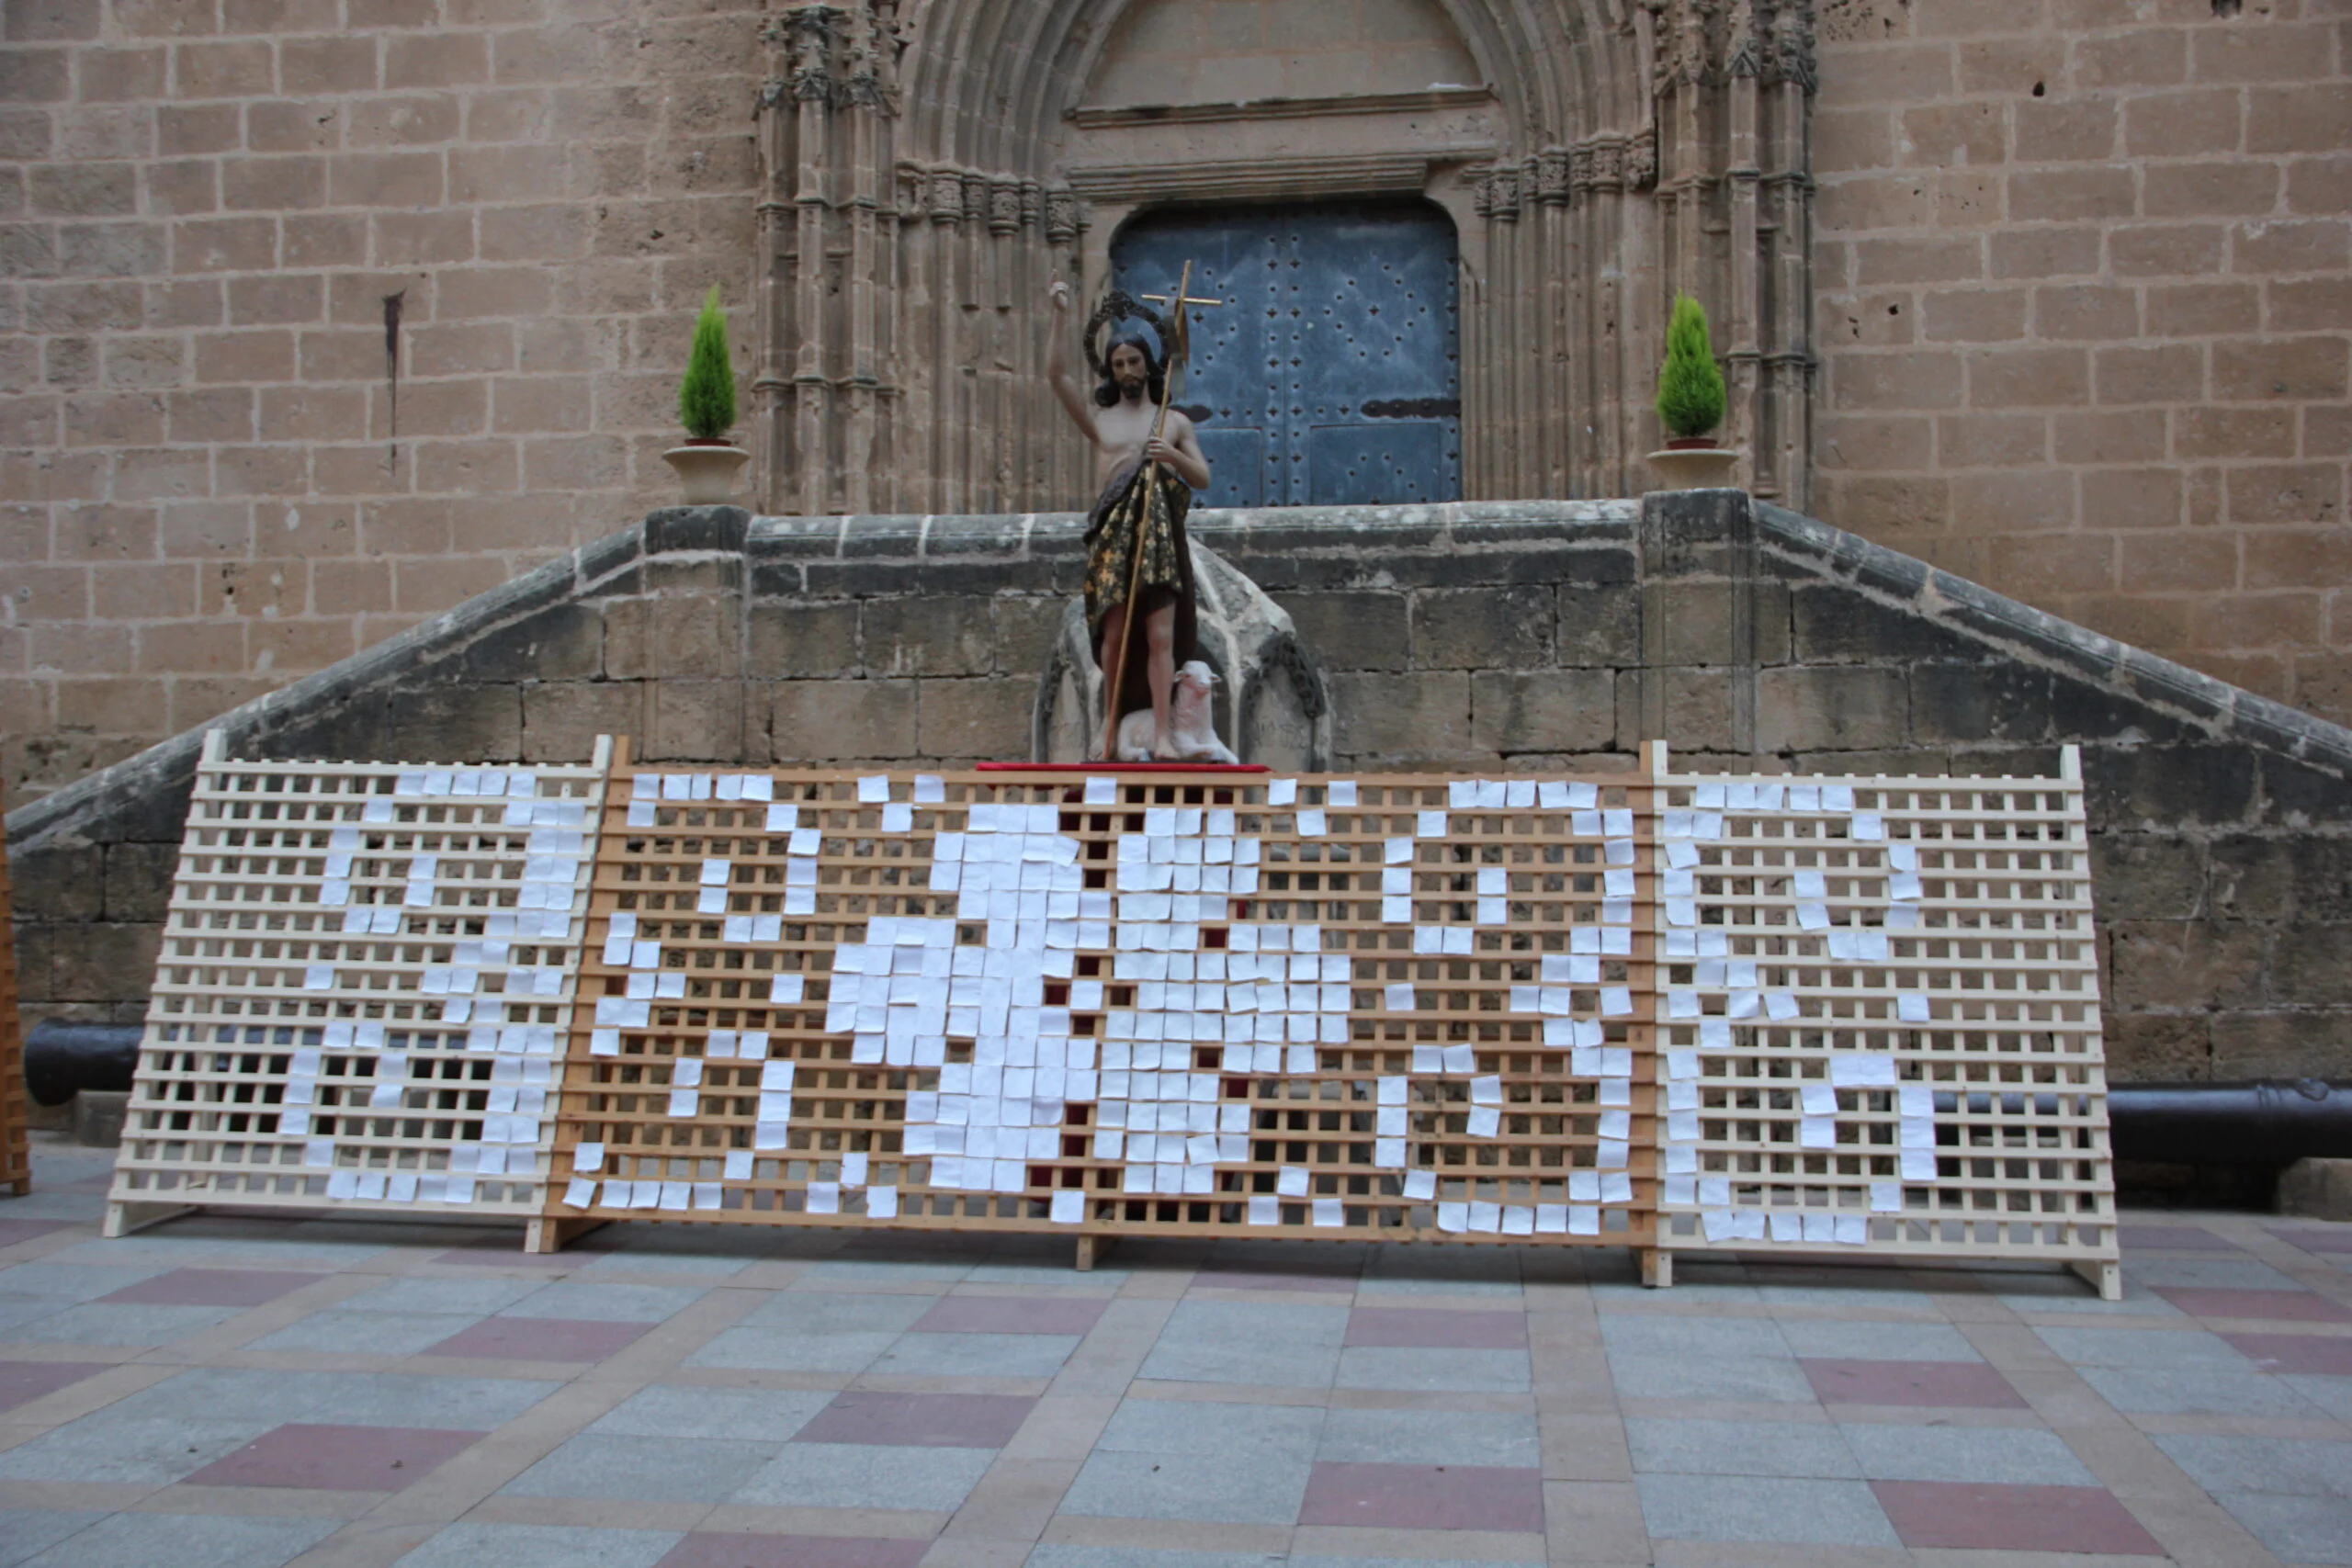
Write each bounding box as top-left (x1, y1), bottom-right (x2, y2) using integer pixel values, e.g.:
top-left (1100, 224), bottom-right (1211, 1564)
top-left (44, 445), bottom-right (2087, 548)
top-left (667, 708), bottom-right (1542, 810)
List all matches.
top-left (1645, 292), bottom-right (1740, 491)
top-left (662, 285), bottom-right (751, 504)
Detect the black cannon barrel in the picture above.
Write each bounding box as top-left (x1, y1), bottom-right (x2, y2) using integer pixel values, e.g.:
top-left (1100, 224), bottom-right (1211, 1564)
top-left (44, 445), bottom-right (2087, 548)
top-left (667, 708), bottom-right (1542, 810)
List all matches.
top-left (24, 1021), bottom-right (144, 1106)
top-left (2109, 1080), bottom-right (2352, 1168)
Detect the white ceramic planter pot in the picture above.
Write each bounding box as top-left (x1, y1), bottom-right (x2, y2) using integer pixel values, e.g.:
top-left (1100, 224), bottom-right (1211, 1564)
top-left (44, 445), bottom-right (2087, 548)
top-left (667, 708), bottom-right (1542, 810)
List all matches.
top-left (662, 443), bottom-right (751, 505)
top-left (1644, 445), bottom-right (1742, 492)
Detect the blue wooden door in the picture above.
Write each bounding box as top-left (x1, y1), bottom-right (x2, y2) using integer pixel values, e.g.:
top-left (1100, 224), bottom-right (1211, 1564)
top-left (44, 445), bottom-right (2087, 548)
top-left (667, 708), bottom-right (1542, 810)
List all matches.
top-left (1112, 202), bottom-right (1460, 508)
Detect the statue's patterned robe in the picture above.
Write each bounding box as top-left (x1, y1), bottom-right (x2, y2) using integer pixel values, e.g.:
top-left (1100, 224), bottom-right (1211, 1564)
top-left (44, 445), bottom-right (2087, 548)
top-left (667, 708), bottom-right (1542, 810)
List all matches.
top-left (1083, 453), bottom-right (1201, 722)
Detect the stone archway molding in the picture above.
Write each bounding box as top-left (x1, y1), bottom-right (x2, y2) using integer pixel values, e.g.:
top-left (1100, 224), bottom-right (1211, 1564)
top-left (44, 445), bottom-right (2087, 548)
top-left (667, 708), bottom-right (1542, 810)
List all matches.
top-left (753, 0), bottom-right (1815, 517)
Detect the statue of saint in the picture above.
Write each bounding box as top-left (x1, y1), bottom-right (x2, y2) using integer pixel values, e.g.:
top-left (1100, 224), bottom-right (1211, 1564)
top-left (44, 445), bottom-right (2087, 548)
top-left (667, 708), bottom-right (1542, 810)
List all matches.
top-left (1047, 279), bottom-right (1214, 761)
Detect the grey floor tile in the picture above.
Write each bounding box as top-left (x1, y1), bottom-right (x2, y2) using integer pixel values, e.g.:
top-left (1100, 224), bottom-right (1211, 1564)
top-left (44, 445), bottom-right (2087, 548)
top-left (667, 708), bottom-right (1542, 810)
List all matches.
top-left (1635, 1472), bottom-right (1899, 1546)
top-left (2032, 1325), bottom-right (2254, 1369)
top-left (1059, 1447), bottom-right (1314, 1524)
top-left (1334, 1345), bottom-right (1531, 1393)
top-left (1317, 1405), bottom-right (1538, 1467)
top-left (1136, 1299), bottom-right (1349, 1387)
top-left (101, 1368), bottom-right (365, 1424)
top-left (1606, 1349), bottom-right (1817, 1404)
top-left (245, 1308), bottom-right (486, 1357)
top-left (872, 1330), bottom-right (1081, 1379)
top-left (1753, 1283), bottom-right (1937, 1310)
top-left (2212, 1489), bottom-right (2352, 1566)
top-left (0, 1416), bottom-right (277, 1483)
top-left (394, 1521), bottom-right (683, 1568)
top-left (805, 1258), bottom-right (976, 1282)
top-left (591, 1383), bottom-right (836, 1442)
top-left (687, 1326), bottom-right (899, 1372)
top-left (41, 1235), bottom-right (387, 1270)
top-left (1292, 1559), bottom-right (1544, 1568)
top-left (1599, 1314), bottom-right (1791, 1358)
top-left (2286, 1373), bottom-right (2352, 1423)
top-left (18, 1510), bottom-right (341, 1568)
top-left (1996, 1282), bottom-right (2184, 1315)
top-left (2077, 1363), bottom-right (2333, 1418)
top-left (502, 1432), bottom-right (781, 1503)
top-left (2154, 1433), bottom-right (2352, 1498)
top-left (6, 1302), bottom-right (237, 1345)
top-left (967, 1260), bottom-right (1130, 1284)
top-left (2125, 1258), bottom-right (2303, 1290)
top-left (0, 1510), bottom-right (105, 1568)
top-left (322, 1371), bottom-right (563, 1428)
top-left (345, 1275), bottom-right (548, 1315)
top-left (733, 1440), bottom-right (998, 1511)
top-left (1625, 1417), bottom-right (1859, 1479)
top-left (1096, 1397), bottom-right (1324, 1458)
top-left (0, 1263), bottom-right (173, 1303)
top-left (1776, 1320), bottom-right (1983, 1362)
top-left (497, 1280), bottom-right (708, 1324)
top-left (738, 1290), bottom-right (939, 1334)
top-left (1839, 1422), bottom-right (2096, 1485)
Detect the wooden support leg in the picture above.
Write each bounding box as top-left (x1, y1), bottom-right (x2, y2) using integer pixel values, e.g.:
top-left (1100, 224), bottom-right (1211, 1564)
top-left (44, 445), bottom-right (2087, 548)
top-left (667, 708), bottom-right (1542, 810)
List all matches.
top-left (103, 1200), bottom-right (196, 1239)
top-left (2070, 1257), bottom-right (2122, 1302)
top-left (1641, 1247), bottom-right (1674, 1290)
top-left (7, 1177), bottom-right (29, 1197)
top-left (1075, 1234), bottom-right (1114, 1272)
top-left (524, 1215), bottom-right (609, 1255)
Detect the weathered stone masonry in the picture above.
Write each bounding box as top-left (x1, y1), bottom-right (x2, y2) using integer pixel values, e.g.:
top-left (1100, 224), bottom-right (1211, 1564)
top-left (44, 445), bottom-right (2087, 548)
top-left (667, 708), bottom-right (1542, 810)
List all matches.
top-left (10, 493), bottom-right (2351, 1087)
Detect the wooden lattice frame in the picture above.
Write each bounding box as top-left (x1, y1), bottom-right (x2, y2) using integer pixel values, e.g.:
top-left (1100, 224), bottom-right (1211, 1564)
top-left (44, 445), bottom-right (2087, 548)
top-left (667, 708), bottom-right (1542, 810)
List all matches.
top-left (0, 829), bottom-right (29, 1196)
top-left (545, 747), bottom-right (1662, 1258)
top-left (104, 732), bottom-right (611, 1240)
top-left (1648, 746), bottom-right (2118, 1295)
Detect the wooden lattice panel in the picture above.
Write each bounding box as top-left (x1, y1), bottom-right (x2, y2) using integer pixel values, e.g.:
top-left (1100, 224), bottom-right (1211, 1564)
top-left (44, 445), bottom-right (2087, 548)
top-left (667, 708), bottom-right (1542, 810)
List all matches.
top-left (1649, 747), bottom-right (2116, 1278)
top-left (550, 757), bottom-right (1659, 1248)
top-left (105, 733), bottom-right (611, 1230)
top-left (0, 829), bottom-right (28, 1196)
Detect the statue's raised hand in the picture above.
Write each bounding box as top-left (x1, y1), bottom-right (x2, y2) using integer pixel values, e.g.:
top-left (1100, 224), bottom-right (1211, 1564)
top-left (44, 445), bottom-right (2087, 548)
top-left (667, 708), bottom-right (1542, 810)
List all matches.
top-left (1048, 279), bottom-right (1071, 312)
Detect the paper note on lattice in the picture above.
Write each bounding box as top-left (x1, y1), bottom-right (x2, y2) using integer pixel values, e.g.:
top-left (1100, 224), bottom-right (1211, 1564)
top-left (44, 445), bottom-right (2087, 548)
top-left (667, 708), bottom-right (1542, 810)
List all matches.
top-left (107, 733), bottom-right (611, 1224)
top-left (552, 762), bottom-right (1658, 1246)
top-left (1649, 747), bottom-right (2115, 1268)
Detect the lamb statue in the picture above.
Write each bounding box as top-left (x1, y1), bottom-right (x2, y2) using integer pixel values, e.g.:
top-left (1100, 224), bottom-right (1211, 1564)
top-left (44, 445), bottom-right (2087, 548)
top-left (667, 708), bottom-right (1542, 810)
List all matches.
top-left (1114, 660), bottom-right (1237, 764)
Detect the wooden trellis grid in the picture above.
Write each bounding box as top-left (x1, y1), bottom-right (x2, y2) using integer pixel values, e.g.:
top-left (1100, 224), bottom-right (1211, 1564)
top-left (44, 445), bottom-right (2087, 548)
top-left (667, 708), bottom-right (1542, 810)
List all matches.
top-left (107, 737), bottom-right (2119, 1294)
top-left (1649, 745), bottom-right (2118, 1296)
top-left (548, 745), bottom-right (1660, 1262)
top-left (104, 732), bottom-right (610, 1241)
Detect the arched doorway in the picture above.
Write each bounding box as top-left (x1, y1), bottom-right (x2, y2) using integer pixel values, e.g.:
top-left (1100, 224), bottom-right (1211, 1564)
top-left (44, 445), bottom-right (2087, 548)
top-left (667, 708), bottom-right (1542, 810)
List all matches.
top-left (1113, 202), bottom-right (1462, 509)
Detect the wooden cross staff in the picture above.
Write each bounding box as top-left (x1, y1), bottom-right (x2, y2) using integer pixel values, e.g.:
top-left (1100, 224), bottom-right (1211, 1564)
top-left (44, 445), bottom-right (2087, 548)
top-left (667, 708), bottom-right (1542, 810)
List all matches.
top-left (1102, 261), bottom-right (1225, 761)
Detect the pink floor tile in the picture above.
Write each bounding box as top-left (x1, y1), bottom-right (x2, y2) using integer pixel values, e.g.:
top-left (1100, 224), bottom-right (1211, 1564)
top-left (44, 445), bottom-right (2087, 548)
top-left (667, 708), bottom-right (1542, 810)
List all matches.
top-left (2156, 1287), bottom-right (2352, 1324)
top-left (655, 1535), bottom-right (930, 1568)
top-left (0, 1359), bottom-right (110, 1414)
top-left (424, 1316), bottom-right (650, 1361)
top-left (1192, 1269), bottom-right (1358, 1293)
top-left (2118, 1223), bottom-right (2239, 1252)
top-left (0, 1219), bottom-right (67, 1248)
top-left (1800, 1358), bottom-right (2027, 1408)
top-left (1299, 1461), bottom-right (1545, 1533)
top-left (912, 1295), bottom-right (1107, 1335)
top-left (1872, 1481), bottom-right (2164, 1555)
top-left (795, 1391), bottom-right (1035, 1449)
top-left (1345, 1307), bottom-right (1527, 1349)
top-left (185, 1422), bottom-right (483, 1491)
top-left (97, 1268), bottom-right (325, 1307)
top-left (2221, 1331), bottom-right (2352, 1375)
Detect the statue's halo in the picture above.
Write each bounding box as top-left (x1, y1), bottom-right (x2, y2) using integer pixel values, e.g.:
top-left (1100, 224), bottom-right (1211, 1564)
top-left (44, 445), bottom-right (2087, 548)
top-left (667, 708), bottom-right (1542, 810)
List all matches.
top-left (1083, 289), bottom-right (1170, 384)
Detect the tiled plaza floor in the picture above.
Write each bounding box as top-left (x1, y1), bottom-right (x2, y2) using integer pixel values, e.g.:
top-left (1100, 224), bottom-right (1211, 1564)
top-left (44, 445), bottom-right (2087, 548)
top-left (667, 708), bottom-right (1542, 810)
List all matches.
top-left (4, 1134), bottom-right (2350, 1567)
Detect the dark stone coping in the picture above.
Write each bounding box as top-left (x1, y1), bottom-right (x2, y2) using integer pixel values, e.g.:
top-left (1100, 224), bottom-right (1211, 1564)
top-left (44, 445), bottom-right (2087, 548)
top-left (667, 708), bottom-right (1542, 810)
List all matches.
top-left (11, 495), bottom-right (2350, 854)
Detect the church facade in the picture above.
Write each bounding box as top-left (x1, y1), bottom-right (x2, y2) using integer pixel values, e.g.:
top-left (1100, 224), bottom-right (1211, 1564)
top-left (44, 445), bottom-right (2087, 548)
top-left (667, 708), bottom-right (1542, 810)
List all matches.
top-left (1, 0), bottom-right (2347, 803)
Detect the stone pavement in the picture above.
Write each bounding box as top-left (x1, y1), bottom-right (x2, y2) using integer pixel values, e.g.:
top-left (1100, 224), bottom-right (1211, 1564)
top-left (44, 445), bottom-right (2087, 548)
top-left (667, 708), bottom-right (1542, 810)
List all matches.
top-left (2, 1134), bottom-right (2349, 1567)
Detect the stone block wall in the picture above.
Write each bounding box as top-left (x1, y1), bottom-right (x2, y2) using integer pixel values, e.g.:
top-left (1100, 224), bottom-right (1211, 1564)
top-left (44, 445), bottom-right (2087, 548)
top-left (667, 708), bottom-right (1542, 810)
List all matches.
top-left (1813, 0), bottom-right (2352, 722)
top-left (11, 493), bottom-right (2352, 1087)
top-left (0, 0), bottom-right (765, 809)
